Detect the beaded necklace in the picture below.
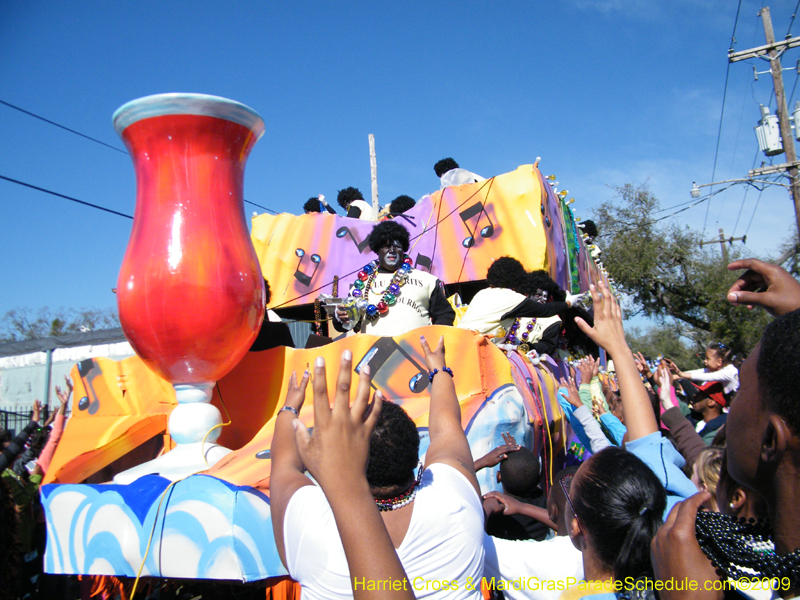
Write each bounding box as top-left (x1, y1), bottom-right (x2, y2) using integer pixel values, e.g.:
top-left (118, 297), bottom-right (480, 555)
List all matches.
top-left (695, 510), bottom-right (800, 583)
top-left (374, 464), bottom-right (425, 512)
top-left (350, 255), bottom-right (411, 321)
top-left (502, 318), bottom-right (537, 354)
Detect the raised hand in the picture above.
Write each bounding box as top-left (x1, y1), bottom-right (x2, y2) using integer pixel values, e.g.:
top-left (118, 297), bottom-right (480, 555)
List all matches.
top-left (727, 258), bottom-right (800, 317)
top-left (294, 353), bottom-right (382, 492)
top-left (55, 375), bottom-right (73, 407)
top-left (419, 334), bottom-right (446, 371)
top-left (592, 397), bottom-right (607, 417)
top-left (633, 352), bottom-right (651, 378)
top-left (565, 377), bottom-right (583, 409)
top-left (474, 442), bottom-right (521, 471)
top-left (577, 357), bottom-right (594, 385)
top-left (574, 281), bottom-right (627, 357)
top-left (291, 352), bottom-right (414, 600)
top-left (657, 364), bottom-right (677, 410)
top-left (651, 492), bottom-right (721, 600)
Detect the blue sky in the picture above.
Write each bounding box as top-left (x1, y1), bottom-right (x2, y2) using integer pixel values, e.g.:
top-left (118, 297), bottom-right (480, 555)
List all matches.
top-left (2, 1), bottom-right (799, 328)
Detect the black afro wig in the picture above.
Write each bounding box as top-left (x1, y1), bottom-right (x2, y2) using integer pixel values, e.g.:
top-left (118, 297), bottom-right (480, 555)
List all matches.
top-left (303, 198), bottom-right (321, 213)
top-left (486, 256), bottom-right (527, 293)
top-left (579, 219), bottom-right (598, 239)
top-left (389, 195), bottom-right (416, 215)
top-left (368, 220), bottom-right (410, 254)
top-left (337, 187), bottom-right (364, 209)
top-left (525, 270), bottom-right (566, 302)
top-left (367, 401), bottom-right (420, 494)
top-left (434, 158), bottom-right (459, 177)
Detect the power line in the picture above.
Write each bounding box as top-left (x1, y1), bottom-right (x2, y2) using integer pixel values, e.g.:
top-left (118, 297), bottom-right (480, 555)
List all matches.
top-left (0, 99), bottom-right (128, 154)
top-left (1, 99), bottom-right (279, 215)
top-left (732, 147), bottom-right (760, 236)
top-left (0, 174), bottom-right (133, 220)
top-left (787, 0), bottom-right (800, 37)
top-left (744, 186), bottom-right (765, 237)
top-left (247, 200), bottom-right (278, 214)
top-left (705, 0), bottom-right (744, 235)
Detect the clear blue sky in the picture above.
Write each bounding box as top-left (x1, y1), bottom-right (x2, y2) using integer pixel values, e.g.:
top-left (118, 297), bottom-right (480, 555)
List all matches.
top-left (2, 1), bottom-right (798, 326)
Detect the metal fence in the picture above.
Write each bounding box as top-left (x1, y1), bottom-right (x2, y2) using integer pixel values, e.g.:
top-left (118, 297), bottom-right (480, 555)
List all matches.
top-left (0, 406), bottom-right (49, 436)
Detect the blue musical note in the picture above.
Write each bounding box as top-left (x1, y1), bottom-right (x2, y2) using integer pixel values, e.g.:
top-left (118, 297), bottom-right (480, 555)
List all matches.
top-left (294, 248), bottom-right (321, 286)
top-left (336, 226), bottom-right (370, 253)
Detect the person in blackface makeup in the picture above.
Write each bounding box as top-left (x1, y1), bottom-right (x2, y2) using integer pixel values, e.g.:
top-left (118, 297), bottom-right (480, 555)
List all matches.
top-left (333, 220), bottom-right (455, 336)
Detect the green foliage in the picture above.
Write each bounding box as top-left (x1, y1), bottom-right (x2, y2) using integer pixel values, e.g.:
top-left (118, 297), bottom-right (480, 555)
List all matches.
top-left (0, 306), bottom-right (120, 342)
top-left (776, 230), bottom-right (800, 277)
top-left (625, 323), bottom-right (703, 369)
top-left (593, 183), bottom-right (773, 358)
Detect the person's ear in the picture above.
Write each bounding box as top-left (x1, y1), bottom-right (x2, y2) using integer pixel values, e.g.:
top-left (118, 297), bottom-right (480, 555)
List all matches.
top-left (761, 414), bottom-right (790, 464)
top-left (730, 488), bottom-right (747, 513)
top-left (567, 514), bottom-right (584, 550)
top-left (496, 471), bottom-right (501, 484)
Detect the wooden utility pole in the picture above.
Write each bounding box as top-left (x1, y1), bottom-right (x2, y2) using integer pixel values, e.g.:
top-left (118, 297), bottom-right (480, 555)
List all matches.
top-left (730, 7), bottom-right (800, 240)
top-left (700, 228), bottom-right (746, 262)
top-left (368, 134), bottom-right (379, 214)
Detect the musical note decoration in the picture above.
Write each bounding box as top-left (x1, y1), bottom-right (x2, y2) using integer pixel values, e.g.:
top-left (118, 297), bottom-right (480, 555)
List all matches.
top-left (414, 253), bottom-right (433, 272)
top-left (335, 226), bottom-right (371, 253)
top-left (460, 201), bottom-right (496, 248)
top-left (294, 248), bottom-right (321, 286)
top-left (354, 337), bottom-right (429, 395)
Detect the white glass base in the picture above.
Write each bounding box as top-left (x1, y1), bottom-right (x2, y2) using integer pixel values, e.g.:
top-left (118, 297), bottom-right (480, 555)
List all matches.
top-left (113, 442), bottom-right (231, 484)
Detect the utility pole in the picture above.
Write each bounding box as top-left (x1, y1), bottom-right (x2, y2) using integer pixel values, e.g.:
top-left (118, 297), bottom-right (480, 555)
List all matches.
top-left (730, 7), bottom-right (800, 240)
top-left (700, 228), bottom-right (746, 262)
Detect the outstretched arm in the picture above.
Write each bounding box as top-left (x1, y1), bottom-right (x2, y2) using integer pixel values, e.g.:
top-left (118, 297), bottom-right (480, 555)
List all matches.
top-left (483, 491), bottom-right (557, 532)
top-left (0, 400), bottom-right (41, 472)
top-left (270, 370), bottom-right (315, 569)
top-left (421, 335), bottom-right (481, 498)
top-left (575, 281), bottom-right (657, 441)
top-left (474, 433), bottom-right (520, 471)
top-left (293, 353), bottom-right (414, 600)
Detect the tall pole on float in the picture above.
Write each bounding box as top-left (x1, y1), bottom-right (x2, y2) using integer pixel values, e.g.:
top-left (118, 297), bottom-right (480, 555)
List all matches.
top-left (369, 134), bottom-right (379, 214)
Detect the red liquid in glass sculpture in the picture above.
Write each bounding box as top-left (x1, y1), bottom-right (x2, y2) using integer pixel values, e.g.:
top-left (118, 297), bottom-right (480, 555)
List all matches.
top-left (116, 112), bottom-right (265, 384)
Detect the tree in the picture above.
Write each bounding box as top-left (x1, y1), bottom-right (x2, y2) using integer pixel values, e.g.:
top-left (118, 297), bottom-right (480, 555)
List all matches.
top-left (0, 306), bottom-right (120, 342)
top-left (625, 322), bottom-right (702, 369)
top-left (593, 183), bottom-right (773, 357)
top-left (776, 230), bottom-right (799, 276)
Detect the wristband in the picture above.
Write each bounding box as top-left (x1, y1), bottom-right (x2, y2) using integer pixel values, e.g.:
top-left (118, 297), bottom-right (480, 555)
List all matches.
top-left (428, 367), bottom-right (454, 382)
top-left (278, 406), bottom-right (299, 417)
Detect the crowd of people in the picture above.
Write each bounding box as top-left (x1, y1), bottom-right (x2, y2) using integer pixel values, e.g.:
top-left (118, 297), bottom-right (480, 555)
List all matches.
top-left (271, 257), bottom-right (800, 600)
top-left (2, 379), bottom-right (73, 599)
top-left (5, 155), bottom-right (800, 599)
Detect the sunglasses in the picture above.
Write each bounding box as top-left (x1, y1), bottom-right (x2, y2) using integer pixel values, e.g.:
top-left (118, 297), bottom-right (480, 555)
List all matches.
top-left (560, 474), bottom-right (582, 532)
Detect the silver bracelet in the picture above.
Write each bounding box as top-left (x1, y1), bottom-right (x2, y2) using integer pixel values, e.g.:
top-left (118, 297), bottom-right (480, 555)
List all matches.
top-left (278, 406), bottom-right (299, 417)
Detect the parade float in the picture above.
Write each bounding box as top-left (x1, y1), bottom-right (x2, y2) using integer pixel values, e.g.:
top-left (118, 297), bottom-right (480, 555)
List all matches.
top-left (39, 94), bottom-right (603, 585)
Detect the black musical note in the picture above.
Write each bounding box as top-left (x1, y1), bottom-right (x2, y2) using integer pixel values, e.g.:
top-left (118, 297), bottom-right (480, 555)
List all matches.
top-left (294, 248), bottom-right (321, 286)
top-left (354, 337), bottom-right (429, 394)
top-left (414, 253), bottom-right (433, 272)
top-left (335, 226), bottom-right (370, 253)
top-left (460, 202), bottom-right (496, 248)
top-left (77, 358), bottom-right (102, 415)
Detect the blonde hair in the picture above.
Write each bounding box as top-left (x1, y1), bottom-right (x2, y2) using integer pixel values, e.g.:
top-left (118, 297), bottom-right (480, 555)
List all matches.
top-left (694, 446), bottom-right (725, 501)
